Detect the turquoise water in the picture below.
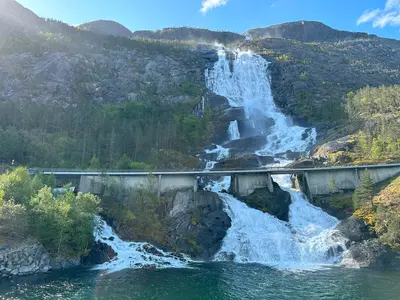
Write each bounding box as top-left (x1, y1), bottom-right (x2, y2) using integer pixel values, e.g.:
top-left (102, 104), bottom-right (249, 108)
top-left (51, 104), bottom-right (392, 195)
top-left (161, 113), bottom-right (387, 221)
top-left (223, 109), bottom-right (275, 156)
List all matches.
top-left (1, 263), bottom-right (400, 300)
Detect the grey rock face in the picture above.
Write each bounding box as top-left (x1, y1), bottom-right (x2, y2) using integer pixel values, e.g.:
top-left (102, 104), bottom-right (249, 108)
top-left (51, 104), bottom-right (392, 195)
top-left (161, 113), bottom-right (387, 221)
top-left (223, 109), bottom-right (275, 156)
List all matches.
top-left (245, 21), bottom-right (376, 42)
top-left (312, 135), bottom-right (357, 159)
top-left (240, 181), bottom-right (292, 221)
top-left (342, 239), bottom-right (400, 268)
top-left (224, 136), bottom-right (267, 156)
top-left (166, 189), bottom-right (231, 260)
top-left (336, 216), bottom-right (376, 243)
top-left (0, 244), bottom-right (51, 277)
top-left (0, 46), bottom-right (206, 106)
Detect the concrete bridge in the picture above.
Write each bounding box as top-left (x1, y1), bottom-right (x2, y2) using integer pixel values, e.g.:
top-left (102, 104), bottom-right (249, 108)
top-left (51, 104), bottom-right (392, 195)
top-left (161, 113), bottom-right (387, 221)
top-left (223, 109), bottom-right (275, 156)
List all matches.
top-left (37, 163), bottom-right (400, 199)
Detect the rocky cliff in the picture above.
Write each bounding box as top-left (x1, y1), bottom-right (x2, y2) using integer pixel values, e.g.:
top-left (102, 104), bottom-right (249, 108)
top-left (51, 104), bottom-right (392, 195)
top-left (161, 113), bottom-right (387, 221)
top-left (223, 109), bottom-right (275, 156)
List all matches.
top-left (245, 21), bottom-right (376, 42)
top-left (132, 27), bottom-right (244, 44)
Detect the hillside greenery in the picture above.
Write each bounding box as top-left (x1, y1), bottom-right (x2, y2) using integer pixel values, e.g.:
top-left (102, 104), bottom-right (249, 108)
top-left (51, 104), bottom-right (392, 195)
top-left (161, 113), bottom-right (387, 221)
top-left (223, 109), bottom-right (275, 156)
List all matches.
top-left (355, 176), bottom-right (400, 249)
top-left (344, 85), bottom-right (400, 163)
top-left (0, 99), bottom-right (213, 169)
top-left (0, 167), bottom-right (100, 258)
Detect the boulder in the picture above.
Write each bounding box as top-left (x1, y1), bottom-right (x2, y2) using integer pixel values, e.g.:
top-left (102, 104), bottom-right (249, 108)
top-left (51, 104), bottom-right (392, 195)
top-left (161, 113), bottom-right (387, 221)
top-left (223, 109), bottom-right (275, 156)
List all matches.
top-left (205, 92), bottom-right (230, 110)
top-left (241, 181), bottom-right (292, 221)
top-left (342, 239), bottom-right (400, 268)
top-left (215, 154), bottom-right (276, 170)
top-left (312, 135), bottom-right (357, 159)
top-left (286, 158), bottom-right (320, 168)
top-left (220, 107), bottom-right (246, 122)
top-left (336, 216), bottom-right (376, 243)
top-left (81, 241), bottom-right (117, 266)
top-left (166, 189), bottom-right (231, 260)
top-left (225, 136), bottom-right (267, 155)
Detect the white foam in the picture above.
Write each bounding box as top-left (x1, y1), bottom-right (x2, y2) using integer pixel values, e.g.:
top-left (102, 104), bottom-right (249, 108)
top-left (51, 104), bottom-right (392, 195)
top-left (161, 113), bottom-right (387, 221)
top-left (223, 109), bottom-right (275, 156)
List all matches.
top-left (93, 217), bottom-right (189, 273)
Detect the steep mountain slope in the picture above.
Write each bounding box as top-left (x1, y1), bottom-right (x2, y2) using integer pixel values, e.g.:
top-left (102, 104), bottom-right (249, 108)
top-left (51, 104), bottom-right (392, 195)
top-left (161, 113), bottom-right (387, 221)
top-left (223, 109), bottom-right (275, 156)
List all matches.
top-left (78, 20), bottom-right (133, 37)
top-left (236, 34), bottom-right (400, 138)
top-left (132, 27), bottom-right (244, 44)
top-left (0, 0), bottom-right (45, 36)
top-left (245, 21), bottom-right (376, 42)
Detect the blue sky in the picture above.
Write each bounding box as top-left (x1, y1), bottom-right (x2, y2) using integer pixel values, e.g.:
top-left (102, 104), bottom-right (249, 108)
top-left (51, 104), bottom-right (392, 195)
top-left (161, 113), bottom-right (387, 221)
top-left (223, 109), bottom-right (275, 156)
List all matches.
top-left (17, 0), bottom-right (400, 39)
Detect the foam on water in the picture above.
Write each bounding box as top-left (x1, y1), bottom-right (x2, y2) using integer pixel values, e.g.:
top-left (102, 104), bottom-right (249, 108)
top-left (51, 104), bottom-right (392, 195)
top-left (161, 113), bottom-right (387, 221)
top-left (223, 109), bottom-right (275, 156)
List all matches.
top-left (93, 217), bottom-right (189, 273)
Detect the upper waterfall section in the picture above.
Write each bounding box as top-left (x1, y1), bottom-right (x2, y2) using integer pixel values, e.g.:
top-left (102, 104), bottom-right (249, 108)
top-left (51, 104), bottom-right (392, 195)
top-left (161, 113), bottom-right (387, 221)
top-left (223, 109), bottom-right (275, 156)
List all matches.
top-left (205, 49), bottom-right (316, 156)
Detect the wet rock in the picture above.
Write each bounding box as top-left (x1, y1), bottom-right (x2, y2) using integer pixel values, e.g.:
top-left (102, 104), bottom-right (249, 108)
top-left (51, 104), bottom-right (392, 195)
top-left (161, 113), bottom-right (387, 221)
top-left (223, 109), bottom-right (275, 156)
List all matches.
top-left (240, 180), bottom-right (292, 221)
top-left (224, 136), bottom-right (267, 156)
top-left (336, 216), bottom-right (376, 243)
top-left (342, 239), bottom-right (400, 268)
top-left (215, 154), bottom-right (276, 170)
top-left (166, 189), bottom-right (231, 260)
top-left (220, 107), bottom-right (246, 122)
top-left (81, 242), bottom-right (117, 266)
top-left (143, 244), bottom-right (164, 257)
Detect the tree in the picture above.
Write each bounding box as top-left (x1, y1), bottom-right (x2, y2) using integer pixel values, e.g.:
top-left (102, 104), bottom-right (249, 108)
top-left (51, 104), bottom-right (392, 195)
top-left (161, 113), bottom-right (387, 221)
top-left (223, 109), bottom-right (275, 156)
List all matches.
top-left (29, 187), bottom-right (101, 258)
top-left (353, 169), bottom-right (374, 209)
top-left (329, 176), bottom-right (339, 193)
top-left (88, 155), bottom-right (101, 170)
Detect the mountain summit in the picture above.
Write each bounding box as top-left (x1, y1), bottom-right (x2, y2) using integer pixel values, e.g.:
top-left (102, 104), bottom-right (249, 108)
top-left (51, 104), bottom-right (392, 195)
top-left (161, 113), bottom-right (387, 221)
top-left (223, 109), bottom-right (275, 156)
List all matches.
top-left (245, 21), bottom-right (376, 42)
top-left (78, 20), bottom-right (133, 37)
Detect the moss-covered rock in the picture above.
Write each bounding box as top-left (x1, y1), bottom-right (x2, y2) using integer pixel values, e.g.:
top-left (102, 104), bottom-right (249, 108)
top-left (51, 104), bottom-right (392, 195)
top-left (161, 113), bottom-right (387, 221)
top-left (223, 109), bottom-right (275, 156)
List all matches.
top-left (241, 181), bottom-right (291, 221)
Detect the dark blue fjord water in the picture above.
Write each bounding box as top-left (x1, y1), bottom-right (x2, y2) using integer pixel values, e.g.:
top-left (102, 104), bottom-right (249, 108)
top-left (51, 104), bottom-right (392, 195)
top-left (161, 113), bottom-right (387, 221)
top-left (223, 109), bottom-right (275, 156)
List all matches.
top-left (1, 263), bottom-right (400, 300)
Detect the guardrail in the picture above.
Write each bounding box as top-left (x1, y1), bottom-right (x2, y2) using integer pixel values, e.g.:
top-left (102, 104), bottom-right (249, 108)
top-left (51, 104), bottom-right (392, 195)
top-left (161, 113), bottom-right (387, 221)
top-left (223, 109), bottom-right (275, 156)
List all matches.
top-left (31, 162), bottom-right (400, 176)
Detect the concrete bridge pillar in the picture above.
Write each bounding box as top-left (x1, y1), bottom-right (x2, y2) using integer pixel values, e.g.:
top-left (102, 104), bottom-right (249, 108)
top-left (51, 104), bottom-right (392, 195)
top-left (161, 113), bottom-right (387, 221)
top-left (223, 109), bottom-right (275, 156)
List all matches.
top-left (294, 172), bottom-right (313, 201)
top-left (230, 173), bottom-right (274, 197)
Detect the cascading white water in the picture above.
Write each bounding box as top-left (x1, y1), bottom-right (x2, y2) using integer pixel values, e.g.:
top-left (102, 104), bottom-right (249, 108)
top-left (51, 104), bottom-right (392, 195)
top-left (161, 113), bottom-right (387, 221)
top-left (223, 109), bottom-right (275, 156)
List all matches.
top-left (93, 217), bottom-right (189, 273)
top-left (228, 120), bottom-right (241, 140)
top-left (206, 49), bottom-right (348, 269)
top-left (206, 49), bottom-right (316, 155)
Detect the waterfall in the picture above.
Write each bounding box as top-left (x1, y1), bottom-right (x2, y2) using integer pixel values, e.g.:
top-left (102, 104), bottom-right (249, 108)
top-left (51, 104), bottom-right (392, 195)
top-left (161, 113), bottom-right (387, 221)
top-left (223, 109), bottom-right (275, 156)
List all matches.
top-left (206, 49), bottom-right (316, 155)
top-left (228, 120), bottom-right (241, 140)
top-left (93, 217), bottom-right (189, 273)
top-left (206, 49), bottom-right (347, 269)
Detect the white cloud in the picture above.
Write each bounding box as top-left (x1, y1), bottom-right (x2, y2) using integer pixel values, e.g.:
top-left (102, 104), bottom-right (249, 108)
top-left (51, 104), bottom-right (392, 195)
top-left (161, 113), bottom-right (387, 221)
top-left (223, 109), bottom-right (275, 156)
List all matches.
top-left (357, 9), bottom-right (381, 25)
top-left (357, 0), bottom-right (400, 28)
top-left (200, 0), bottom-right (228, 14)
top-left (270, 3), bottom-right (276, 8)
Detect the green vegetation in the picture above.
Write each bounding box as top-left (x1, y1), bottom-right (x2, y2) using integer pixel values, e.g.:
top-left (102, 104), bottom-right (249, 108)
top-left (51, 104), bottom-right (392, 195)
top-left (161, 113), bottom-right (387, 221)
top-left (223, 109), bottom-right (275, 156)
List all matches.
top-left (355, 176), bottom-right (400, 249)
top-left (353, 170), bottom-right (374, 209)
top-left (0, 99), bottom-right (213, 170)
top-left (99, 179), bottom-right (167, 244)
top-left (0, 167), bottom-right (100, 258)
top-left (344, 85), bottom-right (400, 163)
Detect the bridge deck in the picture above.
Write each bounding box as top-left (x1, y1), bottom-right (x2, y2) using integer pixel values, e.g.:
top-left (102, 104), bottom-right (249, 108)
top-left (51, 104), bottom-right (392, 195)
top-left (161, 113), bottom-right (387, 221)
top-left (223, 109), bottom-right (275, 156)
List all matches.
top-left (36, 163), bottom-right (400, 177)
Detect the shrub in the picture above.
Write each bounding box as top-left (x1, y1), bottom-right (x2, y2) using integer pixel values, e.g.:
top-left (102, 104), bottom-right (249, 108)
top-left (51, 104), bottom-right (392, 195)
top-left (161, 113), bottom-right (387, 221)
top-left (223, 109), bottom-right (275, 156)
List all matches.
top-left (29, 187), bottom-right (101, 258)
top-left (0, 200), bottom-right (28, 243)
top-left (0, 167), bottom-right (32, 205)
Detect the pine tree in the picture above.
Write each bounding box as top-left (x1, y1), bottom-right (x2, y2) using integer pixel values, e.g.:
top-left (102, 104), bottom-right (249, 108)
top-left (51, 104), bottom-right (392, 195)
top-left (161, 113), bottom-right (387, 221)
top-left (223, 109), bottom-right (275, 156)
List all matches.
top-left (353, 169), bottom-right (374, 209)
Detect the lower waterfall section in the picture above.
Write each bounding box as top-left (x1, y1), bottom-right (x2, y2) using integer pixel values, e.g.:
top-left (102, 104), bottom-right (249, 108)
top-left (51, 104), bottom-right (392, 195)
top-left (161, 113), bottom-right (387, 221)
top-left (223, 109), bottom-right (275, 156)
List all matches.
top-left (93, 218), bottom-right (189, 273)
top-left (209, 177), bottom-right (348, 270)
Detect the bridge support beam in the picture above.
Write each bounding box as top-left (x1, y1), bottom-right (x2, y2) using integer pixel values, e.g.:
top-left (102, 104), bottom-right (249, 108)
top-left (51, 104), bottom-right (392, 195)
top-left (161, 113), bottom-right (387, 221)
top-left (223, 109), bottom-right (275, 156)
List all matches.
top-left (230, 173), bottom-right (274, 197)
top-left (267, 173), bottom-right (274, 193)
